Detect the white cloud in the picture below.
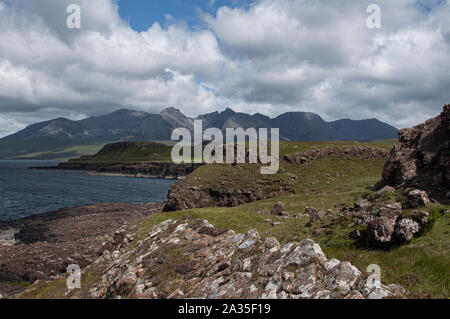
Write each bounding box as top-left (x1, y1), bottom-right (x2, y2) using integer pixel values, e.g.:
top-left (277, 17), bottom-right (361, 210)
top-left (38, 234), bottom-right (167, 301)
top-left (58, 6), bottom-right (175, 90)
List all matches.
top-left (0, 0), bottom-right (449, 137)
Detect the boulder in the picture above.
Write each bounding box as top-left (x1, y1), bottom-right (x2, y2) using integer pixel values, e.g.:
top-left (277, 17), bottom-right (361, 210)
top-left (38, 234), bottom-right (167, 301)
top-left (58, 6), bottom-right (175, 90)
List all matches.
top-left (403, 190), bottom-right (430, 208)
top-left (271, 202), bottom-right (285, 215)
top-left (394, 219), bottom-right (420, 243)
top-left (367, 215), bottom-right (398, 248)
top-left (376, 186), bottom-right (395, 198)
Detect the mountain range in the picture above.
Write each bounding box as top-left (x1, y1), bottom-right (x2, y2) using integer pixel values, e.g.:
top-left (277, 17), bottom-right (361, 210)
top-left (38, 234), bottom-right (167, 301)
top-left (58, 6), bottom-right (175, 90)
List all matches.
top-left (0, 107), bottom-right (398, 159)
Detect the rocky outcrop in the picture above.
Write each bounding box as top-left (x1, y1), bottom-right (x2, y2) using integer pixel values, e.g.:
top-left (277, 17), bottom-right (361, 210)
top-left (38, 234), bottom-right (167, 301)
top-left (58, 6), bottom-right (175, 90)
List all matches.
top-left (163, 186), bottom-right (267, 211)
top-left (284, 146), bottom-right (388, 165)
top-left (382, 104), bottom-right (450, 196)
top-left (163, 169), bottom-right (294, 212)
top-left (30, 162), bottom-right (202, 179)
top-left (84, 218), bottom-right (406, 299)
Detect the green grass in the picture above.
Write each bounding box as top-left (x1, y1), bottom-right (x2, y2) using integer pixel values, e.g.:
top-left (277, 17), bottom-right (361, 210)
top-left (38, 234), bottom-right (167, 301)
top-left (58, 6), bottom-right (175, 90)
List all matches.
top-left (69, 142), bottom-right (174, 163)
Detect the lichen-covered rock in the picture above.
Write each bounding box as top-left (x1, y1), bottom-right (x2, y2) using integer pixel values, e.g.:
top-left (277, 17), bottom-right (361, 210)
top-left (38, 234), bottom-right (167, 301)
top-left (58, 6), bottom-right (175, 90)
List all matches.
top-left (84, 218), bottom-right (405, 299)
top-left (394, 219), bottom-right (421, 243)
top-left (367, 215), bottom-right (398, 248)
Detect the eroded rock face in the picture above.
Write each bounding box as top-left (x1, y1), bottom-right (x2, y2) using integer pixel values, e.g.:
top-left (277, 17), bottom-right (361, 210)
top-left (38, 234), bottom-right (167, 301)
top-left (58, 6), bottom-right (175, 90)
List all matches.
top-left (383, 104), bottom-right (450, 196)
top-left (87, 218), bottom-right (405, 299)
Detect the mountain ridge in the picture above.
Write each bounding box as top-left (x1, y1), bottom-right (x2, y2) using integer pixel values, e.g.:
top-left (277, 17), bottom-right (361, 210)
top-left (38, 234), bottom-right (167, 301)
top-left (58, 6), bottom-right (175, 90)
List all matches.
top-left (0, 107), bottom-right (398, 159)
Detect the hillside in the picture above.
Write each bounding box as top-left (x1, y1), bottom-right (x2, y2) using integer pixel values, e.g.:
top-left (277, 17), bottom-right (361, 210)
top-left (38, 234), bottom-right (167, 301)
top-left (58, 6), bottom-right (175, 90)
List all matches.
top-left (69, 141), bottom-right (173, 163)
top-left (0, 107), bottom-right (398, 159)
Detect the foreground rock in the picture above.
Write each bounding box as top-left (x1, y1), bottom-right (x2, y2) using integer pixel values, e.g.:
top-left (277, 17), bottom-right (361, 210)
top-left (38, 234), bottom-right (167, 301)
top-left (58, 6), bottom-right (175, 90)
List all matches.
top-left (382, 104), bottom-right (450, 198)
top-left (0, 202), bottom-right (162, 295)
top-left (80, 218), bottom-right (406, 299)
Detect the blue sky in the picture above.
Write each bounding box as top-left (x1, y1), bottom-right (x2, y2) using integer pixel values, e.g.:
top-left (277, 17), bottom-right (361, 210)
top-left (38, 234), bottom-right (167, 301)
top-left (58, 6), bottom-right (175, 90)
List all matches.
top-left (117, 0), bottom-right (253, 31)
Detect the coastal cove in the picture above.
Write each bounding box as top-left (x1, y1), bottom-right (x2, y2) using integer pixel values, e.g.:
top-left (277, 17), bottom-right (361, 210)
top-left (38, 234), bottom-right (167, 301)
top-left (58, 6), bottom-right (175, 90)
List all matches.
top-left (0, 160), bottom-right (176, 221)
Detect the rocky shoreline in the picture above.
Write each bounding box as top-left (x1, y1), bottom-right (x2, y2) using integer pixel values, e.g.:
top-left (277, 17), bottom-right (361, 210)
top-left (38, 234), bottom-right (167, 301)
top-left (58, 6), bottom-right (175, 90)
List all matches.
top-left (29, 162), bottom-right (203, 179)
top-left (0, 202), bottom-right (163, 297)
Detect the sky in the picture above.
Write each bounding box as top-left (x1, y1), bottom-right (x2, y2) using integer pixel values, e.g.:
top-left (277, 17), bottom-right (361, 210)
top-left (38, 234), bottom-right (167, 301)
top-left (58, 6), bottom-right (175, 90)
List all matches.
top-left (0, 0), bottom-right (449, 137)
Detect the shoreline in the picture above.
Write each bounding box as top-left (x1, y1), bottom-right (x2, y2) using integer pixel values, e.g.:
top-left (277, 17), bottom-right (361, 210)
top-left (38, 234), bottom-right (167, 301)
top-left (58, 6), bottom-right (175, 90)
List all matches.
top-left (29, 161), bottom-right (202, 180)
top-left (0, 201), bottom-right (164, 296)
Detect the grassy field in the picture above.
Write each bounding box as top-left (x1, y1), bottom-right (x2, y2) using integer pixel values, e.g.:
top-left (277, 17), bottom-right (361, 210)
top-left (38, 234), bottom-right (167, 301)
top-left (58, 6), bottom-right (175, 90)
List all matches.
top-left (17, 140), bottom-right (449, 299)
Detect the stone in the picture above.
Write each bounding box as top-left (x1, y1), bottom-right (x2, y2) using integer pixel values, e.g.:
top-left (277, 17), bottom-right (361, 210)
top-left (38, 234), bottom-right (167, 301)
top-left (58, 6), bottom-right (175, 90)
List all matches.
top-left (354, 199), bottom-right (372, 211)
top-left (367, 215), bottom-right (398, 248)
top-left (327, 262), bottom-right (361, 292)
top-left (403, 190), bottom-right (430, 208)
top-left (167, 289), bottom-right (184, 299)
top-left (310, 210), bottom-right (326, 222)
top-left (305, 206), bottom-right (317, 214)
top-left (264, 237), bottom-right (280, 250)
top-left (376, 186), bottom-right (395, 198)
top-left (271, 202), bottom-right (285, 215)
top-left (394, 218), bottom-right (420, 243)
top-left (116, 268), bottom-right (138, 295)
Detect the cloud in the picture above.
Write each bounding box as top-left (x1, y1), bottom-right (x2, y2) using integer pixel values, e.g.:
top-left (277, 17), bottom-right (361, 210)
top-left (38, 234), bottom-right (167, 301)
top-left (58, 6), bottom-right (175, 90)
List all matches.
top-left (0, 0), bottom-right (449, 137)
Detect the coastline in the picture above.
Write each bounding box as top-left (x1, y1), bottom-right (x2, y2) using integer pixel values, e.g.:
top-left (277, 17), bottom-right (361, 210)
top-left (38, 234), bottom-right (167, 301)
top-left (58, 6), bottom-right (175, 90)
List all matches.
top-left (29, 161), bottom-right (202, 179)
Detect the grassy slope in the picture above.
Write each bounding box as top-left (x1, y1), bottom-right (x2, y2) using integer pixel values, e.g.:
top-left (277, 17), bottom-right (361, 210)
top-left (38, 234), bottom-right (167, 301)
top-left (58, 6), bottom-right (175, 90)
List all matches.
top-left (68, 142), bottom-right (174, 163)
top-left (19, 140), bottom-right (449, 299)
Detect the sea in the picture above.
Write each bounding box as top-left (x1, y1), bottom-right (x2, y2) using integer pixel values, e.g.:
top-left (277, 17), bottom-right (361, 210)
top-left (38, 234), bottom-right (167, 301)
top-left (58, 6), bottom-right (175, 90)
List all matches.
top-left (0, 160), bottom-right (176, 221)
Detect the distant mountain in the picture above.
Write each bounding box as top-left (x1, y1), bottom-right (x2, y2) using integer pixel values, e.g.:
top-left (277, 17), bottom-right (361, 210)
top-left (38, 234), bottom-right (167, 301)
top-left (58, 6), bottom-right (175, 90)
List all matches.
top-left (0, 107), bottom-right (398, 159)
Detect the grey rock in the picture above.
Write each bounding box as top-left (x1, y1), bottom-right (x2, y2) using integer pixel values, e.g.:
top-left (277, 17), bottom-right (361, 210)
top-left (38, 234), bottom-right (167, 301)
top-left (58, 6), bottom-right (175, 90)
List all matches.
top-left (394, 218), bottom-right (420, 243)
top-left (403, 190), bottom-right (430, 208)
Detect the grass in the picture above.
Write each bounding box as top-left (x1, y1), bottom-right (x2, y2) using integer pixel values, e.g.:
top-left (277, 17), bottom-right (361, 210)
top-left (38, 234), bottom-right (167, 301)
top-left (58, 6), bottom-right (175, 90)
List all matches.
top-left (69, 141), bottom-right (174, 163)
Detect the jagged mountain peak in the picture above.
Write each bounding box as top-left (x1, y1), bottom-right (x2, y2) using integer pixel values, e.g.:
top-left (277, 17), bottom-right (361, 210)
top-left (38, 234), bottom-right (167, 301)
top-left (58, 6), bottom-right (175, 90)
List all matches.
top-left (160, 107), bottom-right (194, 130)
top-left (0, 106), bottom-right (399, 159)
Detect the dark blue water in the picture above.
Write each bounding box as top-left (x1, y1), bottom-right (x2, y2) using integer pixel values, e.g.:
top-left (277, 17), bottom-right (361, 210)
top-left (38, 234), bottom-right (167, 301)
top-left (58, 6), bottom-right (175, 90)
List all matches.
top-left (0, 160), bottom-right (176, 221)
